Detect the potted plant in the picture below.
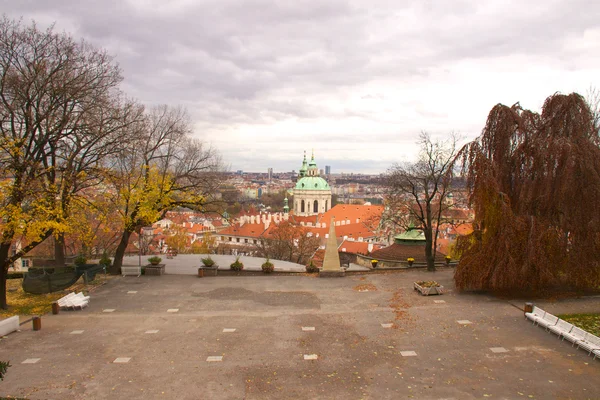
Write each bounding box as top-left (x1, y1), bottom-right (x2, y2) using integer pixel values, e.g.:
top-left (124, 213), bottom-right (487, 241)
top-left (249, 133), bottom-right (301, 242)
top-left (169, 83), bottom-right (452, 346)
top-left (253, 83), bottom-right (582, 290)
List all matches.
top-left (99, 252), bottom-right (111, 269)
top-left (261, 258), bottom-right (274, 273)
top-left (230, 256), bottom-right (244, 271)
top-left (200, 255), bottom-right (218, 276)
top-left (74, 254), bottom-right (87, 267)
top-left (201, 256), bottom-right (216, 268)
top-left (305, 261), bottom-right (319, 273)
top-left (371, 259), bottom-right (379, 268)
top-left (414, 280), bottom-right (444, 296)
top-left (407, 257), bottom-right (415, 266)
top-left (445, 255), bottom-right (451, 266)
top-left (148, 256), bottom-right (162, 266)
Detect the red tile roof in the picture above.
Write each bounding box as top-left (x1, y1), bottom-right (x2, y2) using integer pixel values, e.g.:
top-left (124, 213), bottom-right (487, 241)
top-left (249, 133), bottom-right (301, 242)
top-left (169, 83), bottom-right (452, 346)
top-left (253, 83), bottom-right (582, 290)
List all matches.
top-left (338, 240), bottom-right (384, 255)
top-left (219, 222), bottom-right (268, 238)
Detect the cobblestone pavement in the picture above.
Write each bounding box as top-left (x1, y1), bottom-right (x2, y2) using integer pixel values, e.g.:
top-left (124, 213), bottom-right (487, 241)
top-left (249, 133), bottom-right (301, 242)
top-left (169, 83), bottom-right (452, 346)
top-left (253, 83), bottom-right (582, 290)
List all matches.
top-left (1, 268), bottom-right (599, 399)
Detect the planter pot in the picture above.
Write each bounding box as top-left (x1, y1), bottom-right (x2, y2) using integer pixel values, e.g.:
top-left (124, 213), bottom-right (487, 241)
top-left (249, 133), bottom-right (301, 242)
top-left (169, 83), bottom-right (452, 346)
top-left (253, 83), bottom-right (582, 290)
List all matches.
top-left (197, 268), bottom-right (204, 277)
top-left (145, 264), bottom-right (165, 276)
top-left (408, 261), bottom-right (414, 267)
top-left (201, 266), bottom-right (218, 276)
top-left (413, 281), bottom-right (444, 296)
top-left (371, 261), bottom-right (378, 268)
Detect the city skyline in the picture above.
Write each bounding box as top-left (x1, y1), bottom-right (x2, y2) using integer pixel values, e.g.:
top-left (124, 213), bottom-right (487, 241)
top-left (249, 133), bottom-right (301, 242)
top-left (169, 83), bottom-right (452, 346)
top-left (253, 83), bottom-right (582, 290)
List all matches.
top-left (4, 1), bottom-right (598, 174)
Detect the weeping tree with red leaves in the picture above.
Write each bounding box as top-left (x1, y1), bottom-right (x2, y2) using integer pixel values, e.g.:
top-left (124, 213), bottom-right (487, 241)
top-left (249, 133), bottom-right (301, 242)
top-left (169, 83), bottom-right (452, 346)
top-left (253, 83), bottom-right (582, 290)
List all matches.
top-left (454, 92), bottom-right (600, 294)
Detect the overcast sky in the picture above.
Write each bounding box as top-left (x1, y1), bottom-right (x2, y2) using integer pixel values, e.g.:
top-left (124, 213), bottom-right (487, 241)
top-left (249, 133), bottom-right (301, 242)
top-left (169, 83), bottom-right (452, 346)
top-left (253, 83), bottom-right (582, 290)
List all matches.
top-left (3, 0), bottom-right (599, 173)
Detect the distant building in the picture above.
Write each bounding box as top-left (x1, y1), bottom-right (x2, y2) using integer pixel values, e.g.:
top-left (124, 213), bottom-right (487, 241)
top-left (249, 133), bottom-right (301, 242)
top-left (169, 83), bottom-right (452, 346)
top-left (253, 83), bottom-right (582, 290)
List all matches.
top-left (294, 151), bottom-right (332, 216)
top-left (268, 167), bottom-right (273, 181)
top-left (325, 165), bottom-right (331, 175)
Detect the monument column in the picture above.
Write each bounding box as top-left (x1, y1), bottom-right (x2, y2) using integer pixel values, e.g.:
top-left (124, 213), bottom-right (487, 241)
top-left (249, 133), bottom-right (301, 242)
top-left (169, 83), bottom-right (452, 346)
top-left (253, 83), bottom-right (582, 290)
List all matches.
top-left (320, 217), bottom-right (345, 277)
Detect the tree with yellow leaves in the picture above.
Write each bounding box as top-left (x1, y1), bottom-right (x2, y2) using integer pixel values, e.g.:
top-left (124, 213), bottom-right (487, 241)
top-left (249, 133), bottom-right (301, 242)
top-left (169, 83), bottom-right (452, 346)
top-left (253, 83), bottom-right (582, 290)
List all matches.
top-left (0, 17), bottom-right (140, 309)
top-left (105, 105), bottom-right (223, 273)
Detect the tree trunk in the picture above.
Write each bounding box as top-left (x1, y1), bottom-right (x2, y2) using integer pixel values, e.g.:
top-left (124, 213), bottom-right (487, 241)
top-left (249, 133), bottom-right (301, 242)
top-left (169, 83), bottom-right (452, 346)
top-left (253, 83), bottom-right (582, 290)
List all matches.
top-left (111, 230), bottom-right (132, 274)
top-left (424, 229), bottom-right (436, 272)
top-left (54, 234), bottom-right (66, 266)
top-left (0, 243), bottom-right (11, 310)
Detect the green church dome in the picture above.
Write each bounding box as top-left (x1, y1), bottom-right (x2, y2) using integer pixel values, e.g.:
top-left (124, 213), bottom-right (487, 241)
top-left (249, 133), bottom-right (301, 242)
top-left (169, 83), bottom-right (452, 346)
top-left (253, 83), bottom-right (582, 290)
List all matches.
top-left (294, 176), bottom-right (330, 191)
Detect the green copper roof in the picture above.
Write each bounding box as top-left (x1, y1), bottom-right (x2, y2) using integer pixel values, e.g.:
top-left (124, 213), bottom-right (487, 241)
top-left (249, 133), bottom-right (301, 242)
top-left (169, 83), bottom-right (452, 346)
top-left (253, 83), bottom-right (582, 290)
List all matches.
top-left (299, 152), bottom-right (308, 176)
top-left (283, 197), bottom-right (289, 212)
top-left (308, 152), bottom-right (317, 168)
top-left (294, 176), bottom-right (330, 191)
top-left (394, 227), bottom-right (426, 244)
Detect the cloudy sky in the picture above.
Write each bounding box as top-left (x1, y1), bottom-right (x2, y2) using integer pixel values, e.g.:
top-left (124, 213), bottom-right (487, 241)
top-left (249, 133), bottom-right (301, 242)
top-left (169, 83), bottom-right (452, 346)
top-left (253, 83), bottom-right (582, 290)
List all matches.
top-left (3, 1), bottom-right (599, 173)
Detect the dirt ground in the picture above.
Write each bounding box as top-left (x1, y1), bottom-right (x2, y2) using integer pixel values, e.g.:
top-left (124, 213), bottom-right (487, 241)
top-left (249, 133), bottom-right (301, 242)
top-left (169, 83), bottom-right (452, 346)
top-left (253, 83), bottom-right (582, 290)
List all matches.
top-left (1, 268), bottom-right (599, 399)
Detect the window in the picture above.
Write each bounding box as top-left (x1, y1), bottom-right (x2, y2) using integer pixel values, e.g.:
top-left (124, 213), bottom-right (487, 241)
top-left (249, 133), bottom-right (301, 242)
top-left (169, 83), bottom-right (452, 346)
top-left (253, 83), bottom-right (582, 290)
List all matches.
top-left (236, 238), bottom-right (240, 243)
top-left (229, 237), bottom-right (232, 241)
top-left (325, 200), bottom-right (328, 210)
top-left (253, 240), bottom-right (257, 244)
top-left (313, 200), bottom-right (318, 213)
top-left (301, 200), bottom-right (305, 213)
top-left (244, 239), bottom-right (248, 243)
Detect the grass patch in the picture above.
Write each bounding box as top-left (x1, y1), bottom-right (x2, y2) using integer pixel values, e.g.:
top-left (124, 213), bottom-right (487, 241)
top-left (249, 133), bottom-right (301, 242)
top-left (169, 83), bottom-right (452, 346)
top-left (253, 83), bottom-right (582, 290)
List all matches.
top-left (557, 313), bottom-right (600, 336)
top-left (0, 273), bottom-right (113, 318)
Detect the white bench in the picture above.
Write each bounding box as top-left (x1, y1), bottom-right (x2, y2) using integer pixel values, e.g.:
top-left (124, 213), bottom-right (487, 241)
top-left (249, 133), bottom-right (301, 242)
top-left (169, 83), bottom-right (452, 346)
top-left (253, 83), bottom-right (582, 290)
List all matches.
top-left (525, 306), bottom-right (545, 323)
top-left (562, 326), bottom-right (588, 346)
top-left (536, 312), bottom-right (559, 330)
top-left (593, 348), bottom-right (600, 360)
top-left (0, 316), bottom-right (19, 336)
top-left (548, 319), bottom-right (574, 337)
top-left (122, 266), bottom-right (141, 277)
top-left (575, 333), bottom-right (600, 356)
top-left (57, 292), bottom-right (89, 310)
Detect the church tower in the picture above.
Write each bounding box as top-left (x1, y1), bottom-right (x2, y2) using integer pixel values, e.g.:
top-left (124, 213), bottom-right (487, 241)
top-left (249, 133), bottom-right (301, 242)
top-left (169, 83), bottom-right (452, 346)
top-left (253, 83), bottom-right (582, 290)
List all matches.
top-left (293, 151), bottom-right (332, 216)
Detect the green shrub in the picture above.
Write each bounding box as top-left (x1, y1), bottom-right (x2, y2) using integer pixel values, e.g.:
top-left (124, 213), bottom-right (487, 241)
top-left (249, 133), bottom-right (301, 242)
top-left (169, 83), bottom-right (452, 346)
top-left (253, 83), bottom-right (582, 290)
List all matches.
top-left (230, 256), bottom-right (244, 271)
top-left (99, 252), bottom-right (112, 267)
top-left (261, 258), bottom-right (274, 273)
top-left (0, 360), bottom-right (10, 381)
top-left (305, 261), bottom-right (319, 273)
top-left (201, 256), bottom-right (216, 267)
top-left (148, 256), bottom-right (162, 265)
top-left (74, 254), bottom-right (87, 267)
top-left (7, 272), bottom-right (24, 279)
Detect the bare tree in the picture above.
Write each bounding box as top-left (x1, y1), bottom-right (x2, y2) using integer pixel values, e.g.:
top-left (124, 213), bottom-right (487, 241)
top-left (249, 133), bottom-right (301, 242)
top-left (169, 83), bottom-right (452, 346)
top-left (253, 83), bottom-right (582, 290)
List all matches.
top-left (385, 132), bottom-right (458, 271)
top-left (586, 85), bottom-right (600, 135)
top-left (255, 221), bottom-right (320, 265)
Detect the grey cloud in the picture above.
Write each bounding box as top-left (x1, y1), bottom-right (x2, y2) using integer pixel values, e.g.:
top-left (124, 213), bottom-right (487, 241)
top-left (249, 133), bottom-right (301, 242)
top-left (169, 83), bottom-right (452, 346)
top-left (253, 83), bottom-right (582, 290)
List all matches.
top-left (2, 0), bottom-right (599, 172)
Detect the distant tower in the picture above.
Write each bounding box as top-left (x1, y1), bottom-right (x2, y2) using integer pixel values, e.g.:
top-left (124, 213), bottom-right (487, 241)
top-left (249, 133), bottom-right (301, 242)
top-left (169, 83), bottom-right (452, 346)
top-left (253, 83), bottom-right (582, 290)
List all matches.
top-left (293, 151), bottom-right (332, 216)
top-left (283, 196), bottom-right (289, 213)
top-left (325, 165), bottom-right (331, 175)
top-left (268, 167), bottom-right (273, 182)
top-left (298, 151), bottom-right (308, 180)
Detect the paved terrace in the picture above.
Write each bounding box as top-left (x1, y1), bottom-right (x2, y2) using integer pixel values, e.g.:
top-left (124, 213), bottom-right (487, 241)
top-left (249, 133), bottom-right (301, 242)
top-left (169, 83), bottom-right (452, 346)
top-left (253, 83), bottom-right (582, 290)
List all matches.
top-left (1, 268), bottom-right (599, 399)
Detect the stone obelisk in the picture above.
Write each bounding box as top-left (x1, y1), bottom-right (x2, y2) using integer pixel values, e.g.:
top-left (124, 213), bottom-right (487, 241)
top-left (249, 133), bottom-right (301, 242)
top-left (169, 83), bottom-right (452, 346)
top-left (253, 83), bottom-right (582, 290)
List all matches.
top-left (319, 217), bottom-right (345, 277)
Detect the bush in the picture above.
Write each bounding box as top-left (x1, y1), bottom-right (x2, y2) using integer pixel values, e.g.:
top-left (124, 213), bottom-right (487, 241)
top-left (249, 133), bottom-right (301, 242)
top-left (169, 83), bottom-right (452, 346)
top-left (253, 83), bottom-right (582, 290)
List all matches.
top-left (201, 256), bottom-right (216, 267)
top-left (74, 254), bottom-right (87, 267)
top-left (230, 256), bottom-right (244, 271)
top-left (0, 360), bottom-right (10, 381)
top-left (305, 261), bottom-right (319, 273)
top-left (7, 272), bottom-right (24, 279)
top-left (148, 256), bottom-right (162, 265)
top-left (99, 252), bottom-right (112, 267)
top-left (261, 258), bottom-right (274, 273)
